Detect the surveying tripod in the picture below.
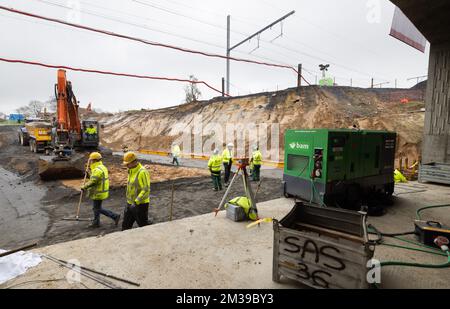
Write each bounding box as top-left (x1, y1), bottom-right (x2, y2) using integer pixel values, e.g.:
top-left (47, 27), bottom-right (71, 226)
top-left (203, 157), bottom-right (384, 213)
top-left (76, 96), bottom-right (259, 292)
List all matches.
top-left (214, 158), bottom-right (259, 219)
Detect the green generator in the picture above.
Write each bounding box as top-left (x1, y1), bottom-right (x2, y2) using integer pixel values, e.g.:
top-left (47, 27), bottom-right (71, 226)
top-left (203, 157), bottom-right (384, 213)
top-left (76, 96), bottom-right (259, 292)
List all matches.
top-left (283, 129), bottom-right (397, 209)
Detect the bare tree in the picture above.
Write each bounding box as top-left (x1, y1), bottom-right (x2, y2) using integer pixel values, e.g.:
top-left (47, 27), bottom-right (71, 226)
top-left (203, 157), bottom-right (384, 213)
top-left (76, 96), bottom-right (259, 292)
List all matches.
top-left (184, 75), bottom-right (202, 103)
top-left (46, 96), bottom-right (57, 112)
top-left (16, 100), bottom-right (45, 117)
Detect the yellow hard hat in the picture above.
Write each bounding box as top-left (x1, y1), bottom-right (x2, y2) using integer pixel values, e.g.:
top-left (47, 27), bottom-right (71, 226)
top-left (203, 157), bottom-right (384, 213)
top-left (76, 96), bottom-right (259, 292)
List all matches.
top-left (123, 151), bottom-right (137, 165)
top-left (89, 152), bottom-right (102, 161)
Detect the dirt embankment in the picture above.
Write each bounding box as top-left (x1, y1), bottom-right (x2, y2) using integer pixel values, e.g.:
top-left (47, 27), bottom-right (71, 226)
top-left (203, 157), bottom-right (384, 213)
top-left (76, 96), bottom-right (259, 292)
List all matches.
top-left (98, 86), bottom-right (425, 164)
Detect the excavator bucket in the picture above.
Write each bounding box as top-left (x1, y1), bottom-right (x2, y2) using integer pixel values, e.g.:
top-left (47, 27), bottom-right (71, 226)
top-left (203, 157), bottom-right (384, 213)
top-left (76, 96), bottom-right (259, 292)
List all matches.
top-left (38, 153), bottom-right (86, 181)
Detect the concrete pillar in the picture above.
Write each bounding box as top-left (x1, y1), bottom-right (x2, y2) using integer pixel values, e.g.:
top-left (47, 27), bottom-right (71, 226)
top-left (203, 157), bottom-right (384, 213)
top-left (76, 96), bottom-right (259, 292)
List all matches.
top-left (422, 42), bottom-right (450, 164)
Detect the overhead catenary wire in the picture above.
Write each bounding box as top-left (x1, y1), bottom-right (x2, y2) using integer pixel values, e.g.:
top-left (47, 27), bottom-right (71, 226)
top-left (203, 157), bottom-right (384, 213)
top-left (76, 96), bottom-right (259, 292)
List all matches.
top-left (0, 57), bottom-right (228, 96)
top-left (33, 0), bottom-right (304, 74)
top-left (132, 0), bottom-right (381, 81)
top-left (0, 5), bottom-right (310, 85)
top-left (36, 0), bottom-right (314, 84)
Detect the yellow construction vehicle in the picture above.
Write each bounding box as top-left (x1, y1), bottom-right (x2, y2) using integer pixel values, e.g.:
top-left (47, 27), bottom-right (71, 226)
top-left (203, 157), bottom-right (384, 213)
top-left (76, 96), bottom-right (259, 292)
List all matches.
top-left (25, 120), bottom-right (52, 153)
top-left (18, 118), bottom-right (52, 152)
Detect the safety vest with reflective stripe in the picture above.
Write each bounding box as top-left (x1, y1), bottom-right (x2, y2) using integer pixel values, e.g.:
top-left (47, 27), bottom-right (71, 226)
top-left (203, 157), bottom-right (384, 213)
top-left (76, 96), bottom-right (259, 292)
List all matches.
top-left (222, 149), bottom-right (233, 164)
top-left (208, 155), bottom-right (222, 173)
top-left (85, 161), bottom-right (109, 201)
top-left (126, 163), bottom-right (151, 205)
top-left (252, 150), bottom-right (263, 166)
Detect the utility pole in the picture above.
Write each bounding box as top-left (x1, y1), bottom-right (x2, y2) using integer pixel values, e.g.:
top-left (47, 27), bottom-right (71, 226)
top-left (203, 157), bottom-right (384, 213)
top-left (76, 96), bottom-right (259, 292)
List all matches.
top-left (371, 78), bottom-right (374, 88)
top-left (226, 15), bottom-right (231, 95)
top-left (297, 63), bottom-right (302, 88)
top-left (226, 11), bottom-right (295, 95)
top-left (395, 79), bottom-right (397, 88)
top-left (350, 78), bottom-right (353, 87)
top-left (222, 77), bottom-right (225, 97)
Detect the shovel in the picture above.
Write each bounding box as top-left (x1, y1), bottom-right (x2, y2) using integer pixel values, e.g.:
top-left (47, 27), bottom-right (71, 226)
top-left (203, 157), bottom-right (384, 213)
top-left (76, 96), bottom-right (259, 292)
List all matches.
top-left (63, 159), bottom-right (92, 222)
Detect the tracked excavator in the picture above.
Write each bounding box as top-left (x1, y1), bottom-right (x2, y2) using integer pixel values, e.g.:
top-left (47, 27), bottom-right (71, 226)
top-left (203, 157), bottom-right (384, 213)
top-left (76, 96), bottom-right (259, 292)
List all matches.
top-left (38, 69), bottom-right (100, 180)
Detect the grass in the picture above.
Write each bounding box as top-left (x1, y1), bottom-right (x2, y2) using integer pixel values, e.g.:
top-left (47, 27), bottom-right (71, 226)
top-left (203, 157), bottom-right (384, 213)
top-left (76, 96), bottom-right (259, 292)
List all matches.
top-left (0, 121), bottom-right (23, 126)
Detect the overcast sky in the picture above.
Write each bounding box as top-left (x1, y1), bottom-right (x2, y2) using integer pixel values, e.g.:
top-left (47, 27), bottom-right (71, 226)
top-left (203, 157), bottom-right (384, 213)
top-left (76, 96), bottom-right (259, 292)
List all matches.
top-left (0, 0), bottom-right (429, 114)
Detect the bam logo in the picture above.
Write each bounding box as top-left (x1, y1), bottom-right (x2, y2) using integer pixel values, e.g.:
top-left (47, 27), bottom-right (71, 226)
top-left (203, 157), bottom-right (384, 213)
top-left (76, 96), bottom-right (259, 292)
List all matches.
top-left (290, 142), bottom-right (309, 150)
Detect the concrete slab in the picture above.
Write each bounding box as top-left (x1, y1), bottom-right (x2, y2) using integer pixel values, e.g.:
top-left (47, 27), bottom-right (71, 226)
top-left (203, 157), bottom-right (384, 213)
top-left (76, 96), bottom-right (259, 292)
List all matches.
top-left (1, 198), bottom-right (298, 289)
top-left (2, 181), bottom-right (450, 289)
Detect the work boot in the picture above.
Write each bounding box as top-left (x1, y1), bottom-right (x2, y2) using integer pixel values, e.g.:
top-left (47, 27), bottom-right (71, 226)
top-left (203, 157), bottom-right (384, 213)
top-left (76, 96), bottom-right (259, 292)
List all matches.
top-left (89, 223), bottom-right (100, 229)
top-left (114, 214), bottom-right (121, 227)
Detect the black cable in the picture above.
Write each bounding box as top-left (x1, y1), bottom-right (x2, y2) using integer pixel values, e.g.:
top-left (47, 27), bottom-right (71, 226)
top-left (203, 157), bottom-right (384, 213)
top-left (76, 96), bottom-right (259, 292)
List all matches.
top-left (368, 224), bottom-right (415, 245)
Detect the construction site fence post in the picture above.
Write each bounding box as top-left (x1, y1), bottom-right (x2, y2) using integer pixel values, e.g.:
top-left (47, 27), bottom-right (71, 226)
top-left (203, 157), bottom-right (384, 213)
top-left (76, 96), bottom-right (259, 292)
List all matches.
top-left (297, 63), bottom-right (302, 88)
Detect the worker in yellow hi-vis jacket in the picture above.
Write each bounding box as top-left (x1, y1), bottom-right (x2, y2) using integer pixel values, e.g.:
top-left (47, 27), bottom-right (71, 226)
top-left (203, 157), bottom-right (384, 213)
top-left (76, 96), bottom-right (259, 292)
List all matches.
top-left (208, 149), bottom-right (223, 191)
top-left (122, 152), bottom-right (151, 230)
top-left (81, 152), bottom-right (120, 228)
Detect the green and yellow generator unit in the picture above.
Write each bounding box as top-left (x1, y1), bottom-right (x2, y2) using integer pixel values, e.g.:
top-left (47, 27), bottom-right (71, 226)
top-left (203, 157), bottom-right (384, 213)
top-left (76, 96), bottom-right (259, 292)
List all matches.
top-left (283, 129), bottom-right (397, 210)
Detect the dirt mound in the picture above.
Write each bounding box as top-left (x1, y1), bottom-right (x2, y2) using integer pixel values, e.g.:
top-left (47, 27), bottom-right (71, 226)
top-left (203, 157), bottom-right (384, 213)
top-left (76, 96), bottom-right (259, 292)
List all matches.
top-left (98, 86), bottom-right (426, 164)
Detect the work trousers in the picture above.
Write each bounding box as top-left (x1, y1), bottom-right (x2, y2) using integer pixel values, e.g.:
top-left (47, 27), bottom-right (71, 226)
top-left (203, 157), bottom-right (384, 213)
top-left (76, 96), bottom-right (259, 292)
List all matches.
top-left (92, 200), bottom-right (119, 226)
top-left (223, 162), bottom-right (232, 184)
top-left (211, 172), bottom-right (222, 190)
top-left (252, 165), bottom-right (261, 181)
top-left (172, 157), bottom-right (180, 166)
top-left (122, 203), bottom-right (150, 231)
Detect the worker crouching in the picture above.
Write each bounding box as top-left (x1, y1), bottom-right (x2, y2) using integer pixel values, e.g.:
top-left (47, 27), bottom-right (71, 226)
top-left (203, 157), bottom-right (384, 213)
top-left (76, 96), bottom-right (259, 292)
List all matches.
top-left (81, 152), bottom-right (120, 228)
top-left (122, 152), bottom-right (152, 230)
top-left (208, 149), bottom-right (223, 191)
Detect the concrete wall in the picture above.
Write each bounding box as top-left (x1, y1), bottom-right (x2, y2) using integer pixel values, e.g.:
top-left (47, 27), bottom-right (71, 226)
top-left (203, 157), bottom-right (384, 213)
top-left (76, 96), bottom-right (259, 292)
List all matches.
top-left (423, 42), bottom-right (450, 164)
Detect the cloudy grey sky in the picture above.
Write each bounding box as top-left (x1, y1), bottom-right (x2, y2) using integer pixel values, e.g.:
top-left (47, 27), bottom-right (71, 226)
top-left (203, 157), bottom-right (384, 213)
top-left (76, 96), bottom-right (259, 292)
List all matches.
top-left (0, 0), bottom-right (429, 114)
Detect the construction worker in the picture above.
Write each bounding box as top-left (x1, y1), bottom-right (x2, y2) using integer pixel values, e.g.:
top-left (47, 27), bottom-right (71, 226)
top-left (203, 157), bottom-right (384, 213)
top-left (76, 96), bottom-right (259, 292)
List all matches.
top-left (394, 169), bottom-right (408, 183)
top-left (171, 143), bottom-right (181, 166)
top-left (208, 149), bottom-right (223, 191)
top-left (251, 145), bottom-right (263, 182)
top-left (122, 152), bottom-right (151, 231)
top-left (81, 152), bottom-right (120, 228)
top-left (85, 124), bottom-right (97, 140)
top-left (222, 143), bottom-right (234, 186)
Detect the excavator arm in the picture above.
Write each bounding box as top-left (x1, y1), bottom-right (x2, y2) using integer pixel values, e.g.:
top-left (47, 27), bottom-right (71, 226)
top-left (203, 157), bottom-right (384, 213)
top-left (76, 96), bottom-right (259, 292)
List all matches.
top-left (55, 69), bottom-right (81, 135)
top-left (38, 70), bottom-right (87, 180)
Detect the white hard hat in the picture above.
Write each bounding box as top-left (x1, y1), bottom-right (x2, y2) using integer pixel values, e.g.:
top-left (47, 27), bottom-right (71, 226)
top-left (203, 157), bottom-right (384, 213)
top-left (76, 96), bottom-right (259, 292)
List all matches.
top-left (253, 145), bottom-right (259, 151)
top-left (227, 143), bottom-right (234, 148)
top-left (213, 149), bottom-right (219, 155)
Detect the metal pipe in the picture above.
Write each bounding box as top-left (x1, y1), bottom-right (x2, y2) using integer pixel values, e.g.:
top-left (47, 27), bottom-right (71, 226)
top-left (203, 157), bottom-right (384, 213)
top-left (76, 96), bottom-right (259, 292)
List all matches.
top-left (50, 256), bottom-right (140, 287)
top-left (44, 255), bottom-right (122, 289)
top-left (0, 243), bottom-right (38, 258)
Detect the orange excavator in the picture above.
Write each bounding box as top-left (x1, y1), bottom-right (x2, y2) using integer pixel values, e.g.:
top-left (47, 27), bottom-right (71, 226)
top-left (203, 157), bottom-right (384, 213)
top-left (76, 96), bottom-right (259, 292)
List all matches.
top-left (38, 69), bottom-right (100, 180)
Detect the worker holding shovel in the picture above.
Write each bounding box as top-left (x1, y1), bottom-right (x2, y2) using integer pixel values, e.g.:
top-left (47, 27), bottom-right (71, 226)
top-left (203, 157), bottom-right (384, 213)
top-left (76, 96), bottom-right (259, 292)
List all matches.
top-left (81, 152), bottom-right (120, 228)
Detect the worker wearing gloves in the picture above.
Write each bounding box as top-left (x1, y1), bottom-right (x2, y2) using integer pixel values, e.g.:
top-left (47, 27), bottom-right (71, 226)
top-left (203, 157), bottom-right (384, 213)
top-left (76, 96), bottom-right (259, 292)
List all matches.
top-left (122, 152), bottom-right (151, 231)
top-left (171, 143), bottom-right (181, 166)
top-left (222, 143), bottom-right (234, 186)
top-left (81, 152), bottom-right (120, 228)
top-left (251, 145), bottom-right (263, 182)
top-left (208, 149), bottom-right (223, 191)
